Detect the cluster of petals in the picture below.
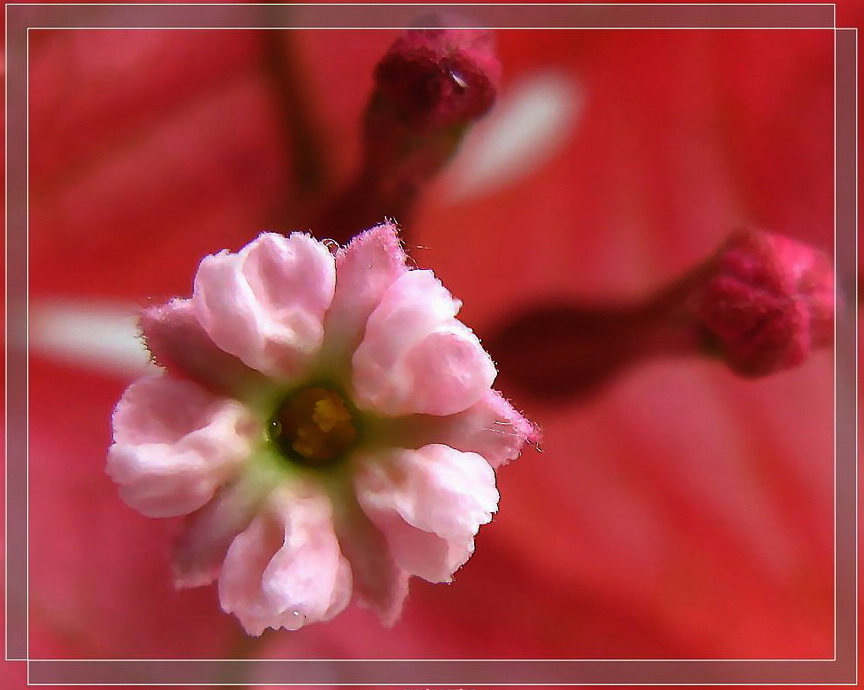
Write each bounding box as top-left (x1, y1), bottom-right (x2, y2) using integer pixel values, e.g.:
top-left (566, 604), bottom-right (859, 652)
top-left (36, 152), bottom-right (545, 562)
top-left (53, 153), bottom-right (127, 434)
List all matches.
top-left (107, 223), bottom-right (535, 635)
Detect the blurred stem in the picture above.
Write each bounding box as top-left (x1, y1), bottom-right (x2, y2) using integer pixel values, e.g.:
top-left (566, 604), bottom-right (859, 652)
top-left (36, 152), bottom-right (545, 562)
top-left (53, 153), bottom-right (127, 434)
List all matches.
top-left (261, 26), bottom-right (329, 202)
top-left (215, 627), bottom-right (270, 688)
top-left (315, 163), bottom-right (421, 245)
top-left (488, 261), bottom-right (716, 402)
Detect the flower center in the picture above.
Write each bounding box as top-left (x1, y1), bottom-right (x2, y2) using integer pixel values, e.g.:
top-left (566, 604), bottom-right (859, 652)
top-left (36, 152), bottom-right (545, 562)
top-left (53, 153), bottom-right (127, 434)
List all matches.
top-left (268, 387), bottom-right (357, 466)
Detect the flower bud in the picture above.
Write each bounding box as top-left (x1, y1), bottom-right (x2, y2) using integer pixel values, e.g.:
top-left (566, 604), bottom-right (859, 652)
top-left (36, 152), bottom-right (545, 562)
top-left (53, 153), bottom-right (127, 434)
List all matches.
top-left (693, 229), bottom-right (834, 376)
top-left (318, 18), bottom-right (502, 242)
top-left (489, 229), bottom-right (835, 401)
top-left (374, 23), bottom-right (500, 132)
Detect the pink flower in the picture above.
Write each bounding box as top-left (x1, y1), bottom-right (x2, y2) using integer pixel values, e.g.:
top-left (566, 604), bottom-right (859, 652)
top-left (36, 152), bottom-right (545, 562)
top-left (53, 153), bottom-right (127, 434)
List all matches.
top-left (26, 19), bottom-right (841, 666)
top-left (106, 223), bottom-right (535, 636)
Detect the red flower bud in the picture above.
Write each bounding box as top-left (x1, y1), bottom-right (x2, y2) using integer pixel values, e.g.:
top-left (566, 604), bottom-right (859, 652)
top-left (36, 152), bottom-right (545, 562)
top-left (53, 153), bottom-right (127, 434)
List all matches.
top-left (317, 18), bottom-right (502, 242)
top-left (693, 229), bottom-right (834, 376)
top-left (374, 24), bottom-right (500, 131)
top-left (490, 229), bottom-right (835, 400)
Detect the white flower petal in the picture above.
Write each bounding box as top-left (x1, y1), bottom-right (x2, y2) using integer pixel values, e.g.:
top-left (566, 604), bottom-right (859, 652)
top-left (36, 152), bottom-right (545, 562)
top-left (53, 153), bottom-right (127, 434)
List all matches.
top-left (29, 300), bottom-right (154, 376)
top-left (443, 70), bottom-right (583, 201)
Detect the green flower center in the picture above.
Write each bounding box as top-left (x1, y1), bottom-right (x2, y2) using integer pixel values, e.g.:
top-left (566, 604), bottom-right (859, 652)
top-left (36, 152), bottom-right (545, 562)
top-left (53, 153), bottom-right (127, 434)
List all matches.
top-left (268, 387), bottom-right (358, 467)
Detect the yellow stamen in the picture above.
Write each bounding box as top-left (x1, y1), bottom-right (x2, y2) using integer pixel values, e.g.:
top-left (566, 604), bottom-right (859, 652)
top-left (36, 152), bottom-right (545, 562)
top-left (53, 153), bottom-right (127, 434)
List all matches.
top-left (270, 387), bottom-right (357, 466)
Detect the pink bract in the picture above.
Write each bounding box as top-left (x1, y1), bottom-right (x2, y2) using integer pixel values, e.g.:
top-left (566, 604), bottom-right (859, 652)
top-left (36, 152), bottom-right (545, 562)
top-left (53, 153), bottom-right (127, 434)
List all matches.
top-left (106, 222), bottom-right (536, 635)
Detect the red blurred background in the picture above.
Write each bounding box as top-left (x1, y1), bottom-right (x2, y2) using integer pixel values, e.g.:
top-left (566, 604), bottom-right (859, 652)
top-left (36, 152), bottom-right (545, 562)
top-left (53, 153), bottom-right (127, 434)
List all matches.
top-left (15, 3), bottom-right (852, 684)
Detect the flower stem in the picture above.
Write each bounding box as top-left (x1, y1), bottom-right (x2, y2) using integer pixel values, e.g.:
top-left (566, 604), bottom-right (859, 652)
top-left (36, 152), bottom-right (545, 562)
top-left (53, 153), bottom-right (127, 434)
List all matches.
top-left (214, 626), bottom-right (271, 689)
top-left (489, 230), bottom-right (835, 401)
top-left (260, 18), bottom-right (329, 204)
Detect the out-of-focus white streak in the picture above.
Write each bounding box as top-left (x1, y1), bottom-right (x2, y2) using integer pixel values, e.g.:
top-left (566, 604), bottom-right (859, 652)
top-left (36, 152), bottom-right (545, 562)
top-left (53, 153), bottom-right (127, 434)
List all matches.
top-left (28, 300), bottom-right (156, 377)
top-left (443, 70), bottom-right (584, 202)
